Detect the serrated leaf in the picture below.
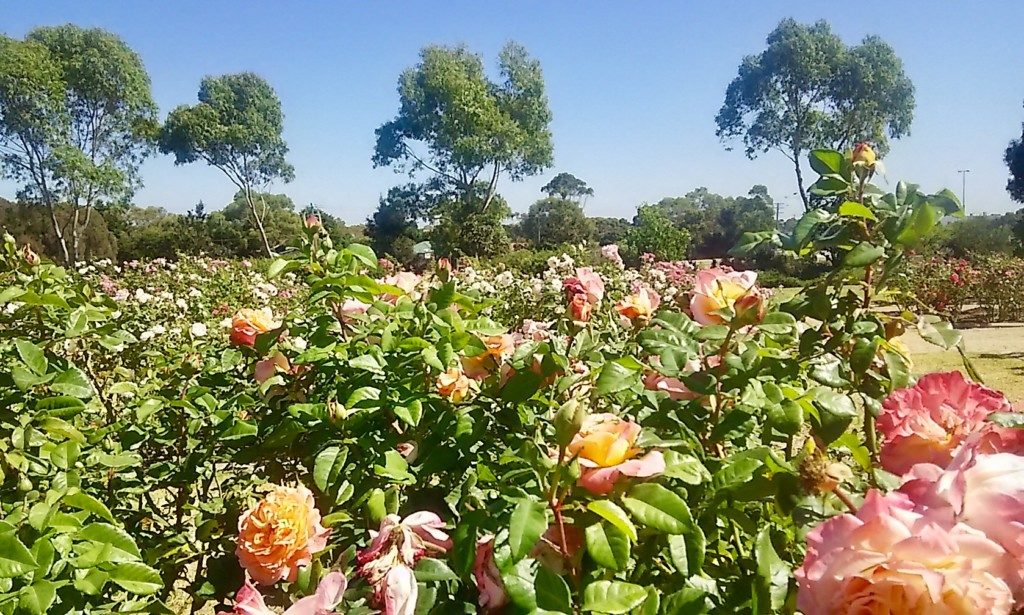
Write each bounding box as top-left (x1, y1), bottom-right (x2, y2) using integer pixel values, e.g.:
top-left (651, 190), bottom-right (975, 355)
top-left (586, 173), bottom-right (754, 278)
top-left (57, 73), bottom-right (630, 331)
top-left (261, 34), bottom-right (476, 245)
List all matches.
top-left (583, 580), bottom-right (647, 613)
top-left (621, 484), bottom-right (692, 534)
top-left (15, 340), bottom-right (47, 375)
top-left (509, 497), bottom-right (547, 561)
top-left (314, 446), bottom-right (348, 492)
top-left (77, 523), bottom-right (142, 560)
top-left (108, 561), bottom-right (162, 595)
top-left (585, 522), bottom-right (630, 571)
top-left (18, 580), bottom-right (56, 615)
top-left (0, 533), bottom-right (36, 577)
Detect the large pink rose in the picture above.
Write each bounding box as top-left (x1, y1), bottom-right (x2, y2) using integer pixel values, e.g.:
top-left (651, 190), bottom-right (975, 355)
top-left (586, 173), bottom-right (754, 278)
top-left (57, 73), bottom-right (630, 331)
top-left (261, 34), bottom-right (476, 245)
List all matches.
top-left (877, 371), bottom-right (1021, 475)
top-left (796, 490), bottom-right (1014, 614)
top-left (381, 272), bottom-right (422, 303)
top-left (358, 512), bottom-right (451, 615)
top-left (563, 267), bottom-right (604, 305)
top-left (566, 413), bottom-right (665, 495)
top-left (688, 268), bottom-right (758, 325)
top-left (900, 447), bottom-right (1024, 595)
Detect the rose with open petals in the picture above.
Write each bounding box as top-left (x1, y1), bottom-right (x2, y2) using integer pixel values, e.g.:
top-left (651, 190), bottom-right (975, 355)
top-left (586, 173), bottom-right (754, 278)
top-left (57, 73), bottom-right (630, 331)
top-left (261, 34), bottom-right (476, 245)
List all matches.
top-left (436, 367), bottom-right (471, 403)
top-left (228, 571), bottom-right (347, 614)
top-left (255, 352), bottom-right (291, 384)
top-left (236, 484), bottom-right (330, 585)
top-left (231, 308), bottom-right (280, 347)
top-left (358, 513), bottom-right (451, 615)
top-left (796, 490), bottom-right (1014, 614)
top-left (900, 447), bottom-right (1024, 595)
top-left (567, 413), bottom-right (664, 495)
top-left (876, 371), bottom-right (1020, 475)
top-left (568, 293), bottom-right (592, 323)
top-left (615, 287), bottom-right (660, 326)
top-left (688, 268), bottom-right (758, 326)
top-left (336, 298), bottom-right (371, 323)
top-left (382, 272), bottom-right (421, 303)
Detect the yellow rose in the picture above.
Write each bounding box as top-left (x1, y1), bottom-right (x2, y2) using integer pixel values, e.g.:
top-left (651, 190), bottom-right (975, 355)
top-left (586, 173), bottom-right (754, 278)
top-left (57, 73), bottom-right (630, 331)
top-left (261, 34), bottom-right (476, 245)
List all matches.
top-left (236, 484), bottom-right (330, 585)
top-left (850, 142), bottom-right (876, 167)
top-left (436, 367), bottom-right (471, 403)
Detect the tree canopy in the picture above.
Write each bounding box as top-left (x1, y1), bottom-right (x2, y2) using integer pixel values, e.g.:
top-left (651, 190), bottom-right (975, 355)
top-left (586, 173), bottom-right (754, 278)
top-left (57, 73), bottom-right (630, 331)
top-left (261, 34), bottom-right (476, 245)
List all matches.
top-left (160, 72), bottom-right (294, 256)
top-left (0, 25), bottom-right (157, 263)
top-left (715, 18), bottom-right (914, 208)
top-left (373, 42), bottom-right (553, 212)
top-left (541, 172), bottom-right (594, 202)
top-left (653, 185), bottom-right (776, 258)
top-left (1006, 106), bottom-right (1024, 203)
top-left (517, 197), bottom-right (595, 248)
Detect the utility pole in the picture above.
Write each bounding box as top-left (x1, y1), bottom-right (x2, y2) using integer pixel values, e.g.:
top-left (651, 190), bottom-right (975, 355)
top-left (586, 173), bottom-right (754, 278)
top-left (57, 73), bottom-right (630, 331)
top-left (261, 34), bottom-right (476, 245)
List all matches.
top-left (957, 169), bottom-right (970, 211)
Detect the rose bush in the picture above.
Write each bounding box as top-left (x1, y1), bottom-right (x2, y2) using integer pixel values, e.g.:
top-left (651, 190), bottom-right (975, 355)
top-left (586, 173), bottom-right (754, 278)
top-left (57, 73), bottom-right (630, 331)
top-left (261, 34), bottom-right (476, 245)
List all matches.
top-left (3, 145), bottom-right (1006, 615)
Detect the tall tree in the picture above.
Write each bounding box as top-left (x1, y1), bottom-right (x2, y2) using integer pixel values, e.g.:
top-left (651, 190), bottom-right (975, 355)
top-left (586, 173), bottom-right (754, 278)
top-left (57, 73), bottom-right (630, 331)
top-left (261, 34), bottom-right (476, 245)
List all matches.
top-left (373, 42), bottom-right (554, 213)
top-left (365, 183), bottom-right (433, 262)
top-left (541, 172), bottom-right (594, 203)
top-left (715, 19), bottom-right (914, 209)
top-left (517, 197), bottom-right (595, 248)
top-left (160, 73), bottom-right (294, 256)
top-left (1006, 105), bottom-right (1024, 203)
top-left (0, 26), bottom-right (157, 263)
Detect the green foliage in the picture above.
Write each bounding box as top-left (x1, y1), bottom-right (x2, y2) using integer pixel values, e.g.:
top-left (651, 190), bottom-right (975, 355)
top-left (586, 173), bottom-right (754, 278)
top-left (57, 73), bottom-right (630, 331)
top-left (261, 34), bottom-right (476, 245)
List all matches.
top-left (654, 186), bottom-right (776, 258)
top-left (1005, 106), bottom-right (1024, 203)
top-left (430, 191), bottom-right (512, 258)
top-left (517, 197), bottom-right (595, 249)
top-left (0, 26), bottom-right (157, 264)
top-left (541, 172), bottom-right (594, 202)
top-left (592, 217), bottom-right (632, 245)
top-left (715, 18), bottom-right (914, 207)
top-left (623, 205), bottom-right (691, 262)
top-left (365, 183), bottom-right (432, 263)
top-left (160, 73), bottom-right (294, 256)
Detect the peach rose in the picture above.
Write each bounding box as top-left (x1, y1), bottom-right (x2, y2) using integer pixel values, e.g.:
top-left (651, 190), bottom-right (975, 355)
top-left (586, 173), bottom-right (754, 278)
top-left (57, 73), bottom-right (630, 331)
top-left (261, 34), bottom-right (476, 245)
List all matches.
top-left (796, 490), bottom-right (1014, 614)
top-left (436, 367), bottom-right (471, 403)
top-left (689, 268), bottom-right (758, 326)
top-left (567, 413), bottom-right (665, 495)
top-left (851, 141), bottom-right (877, 167)
top-left (482, 334), bottom-right (514, 360)
top-left (255, 351), bottom-right (291, 384)
top-left (616, 286), bottom-right (660, 326)
top-left (236, 484), bottom-right (330, 585)
top-left (231, 308), bottom-right (280, 347)
top-left (900, 447), bottom-right (1024, 595)
top-left (382, 272), bottom-right (422, 303)
top-left (336, 298), bottom-right (372, 323)
top-left (876, 371), bottom-right (1021, 475)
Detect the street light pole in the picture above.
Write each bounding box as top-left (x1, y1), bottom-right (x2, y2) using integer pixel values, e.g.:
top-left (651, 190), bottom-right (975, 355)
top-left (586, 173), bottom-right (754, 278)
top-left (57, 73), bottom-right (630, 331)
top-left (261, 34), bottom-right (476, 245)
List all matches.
top-left (957, 169), bottom-right (970, 211)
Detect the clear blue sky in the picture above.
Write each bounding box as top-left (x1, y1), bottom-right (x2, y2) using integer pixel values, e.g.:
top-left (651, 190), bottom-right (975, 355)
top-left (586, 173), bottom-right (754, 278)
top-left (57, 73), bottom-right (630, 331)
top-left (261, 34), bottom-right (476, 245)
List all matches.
top-left (3, 1), bottom-right (1024, 223)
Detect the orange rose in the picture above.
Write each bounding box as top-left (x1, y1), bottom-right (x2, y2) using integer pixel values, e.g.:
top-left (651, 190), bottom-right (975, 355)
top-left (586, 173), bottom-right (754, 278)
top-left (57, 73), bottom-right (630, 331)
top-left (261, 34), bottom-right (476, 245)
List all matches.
top-left (437, 367), bottom-right (471, 403)
top-left (567, 413), bottom-right (665, 494)
top-left (231, 308), bottom-right (280, 347)
top-left (569, 293), bottom-right (592, 323)
top-left (236, 484), bottom-right (330, 585)
top-left (482, 334), bottom-right (514, 360)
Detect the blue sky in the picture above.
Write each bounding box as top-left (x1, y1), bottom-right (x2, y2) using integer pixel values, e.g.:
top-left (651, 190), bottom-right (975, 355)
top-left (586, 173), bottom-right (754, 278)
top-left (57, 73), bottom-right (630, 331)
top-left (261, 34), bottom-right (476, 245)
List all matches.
top-left (3, 1), bottom-right (1024, 223)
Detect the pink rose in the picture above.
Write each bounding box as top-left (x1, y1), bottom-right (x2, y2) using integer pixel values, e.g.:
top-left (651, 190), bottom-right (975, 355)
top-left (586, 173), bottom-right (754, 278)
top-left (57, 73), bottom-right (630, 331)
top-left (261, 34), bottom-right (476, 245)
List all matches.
top-left (382, 564), bottom-right (417, 615)
top-left (474, 535), bottom-right (509, 613)
top-left (381, 272), bottom-right (422, 303)
top-left (689, 268), bottom-right (758, 326)
top-left (600, 244), bottom-right (624, 269)
top-left (566, 413), bottom-right (665, 494)
top-left (796, 490), bottom-right (1014, 614)
top-left (358, 512), bottom-right (451, 615)
top-left (255, 352), bottom-right (291, 384)
top-left (337, 298), bottom-right (372, 323)
top-left (573, 267), bottom-right (604, 304)
top-left (615, 286), bottom-right (660, 326)
top-left (568, 293), bottom-right (592, 323)
top-left (228, 571), bottom-right (347, 615)
top-left (877, 371), bottom-right (1021, 475)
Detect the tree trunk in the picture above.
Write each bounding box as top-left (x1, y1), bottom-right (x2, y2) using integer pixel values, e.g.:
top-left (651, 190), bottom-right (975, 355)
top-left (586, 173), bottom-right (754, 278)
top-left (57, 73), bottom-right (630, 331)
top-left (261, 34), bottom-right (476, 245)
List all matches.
top-left (793, 152), bottom-right (810, 211)
top-left (48, 203), bottom-right (71, 265)
top-left (244, 184), bottom-right (273, 257)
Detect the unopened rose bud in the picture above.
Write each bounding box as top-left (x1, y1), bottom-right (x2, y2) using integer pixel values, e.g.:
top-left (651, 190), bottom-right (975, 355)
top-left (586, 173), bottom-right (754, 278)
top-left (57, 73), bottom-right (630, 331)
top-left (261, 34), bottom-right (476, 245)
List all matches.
top-left (850, 142), bottom-right (876, 168)
top-left (437, 257), bottom-right (452, 283)
top-left (22, 245), bottom-right (40, 267)
top-left (732, 291), bottom-right (765, 327)
top-left (4, 233), bottom-right (15, 246)
top-left (554, 399), bottom-right (586, 449)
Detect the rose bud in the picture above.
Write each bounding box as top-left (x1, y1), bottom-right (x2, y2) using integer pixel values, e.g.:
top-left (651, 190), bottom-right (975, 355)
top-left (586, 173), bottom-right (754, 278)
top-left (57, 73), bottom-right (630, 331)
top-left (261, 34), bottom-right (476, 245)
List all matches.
top-left (732, 291), bottom-right (766, 327)
top-left (850, 142), bottom-right (876, 168)
top-left (22, 244), bottom-right (40, 267)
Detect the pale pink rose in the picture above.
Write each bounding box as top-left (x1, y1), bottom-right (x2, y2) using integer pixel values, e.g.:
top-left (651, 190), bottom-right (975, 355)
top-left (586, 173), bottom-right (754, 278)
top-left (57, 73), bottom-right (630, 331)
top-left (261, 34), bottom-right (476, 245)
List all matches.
top-left (285, 571), bottom-right (347, 614)
top-left (255, 352), bottom-right (291, 384)
top-left (796, 490), bottom-right (1014, 614)
top-left (600, 244), bottom-right (624, 269)
top-left (519, 319), bottom-right (552, 341)
top-left (643, 356), bottom-right (718, 401)
top-left (474, 535), bottom-right (509, 613)
top-left (877, 371), bottom-right (1020, 475)
top-left (382, 564), bottom-right (417, 615)
top-left (358, 512), bottom-right (450, 614)
top-left (689, 268), bottom-right (758, 325)
top-left (382, 272), bottom-right (422, 303)
top-left (567, 413), bottom-right (665, 495)
top-left (338, 298), bottom-right (371, 322)
top-left (574, 267), bottom-right (604, 304)
top-left (615, 286), bottom-right (661, 326)
top-left (900, 447), bottom-right (1024, 595)
top-left (229, 578), bottom-right (273, 615)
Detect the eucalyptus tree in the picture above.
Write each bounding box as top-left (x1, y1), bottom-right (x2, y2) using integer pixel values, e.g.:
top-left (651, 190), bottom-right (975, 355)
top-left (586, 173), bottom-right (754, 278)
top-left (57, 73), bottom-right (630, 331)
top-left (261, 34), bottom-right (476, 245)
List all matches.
top-left (716, 19), bottom-right (914, 209)
top-left (0, 25), bottom-right (157, 263)
top-left (160, 73), bottom-right (294, 257)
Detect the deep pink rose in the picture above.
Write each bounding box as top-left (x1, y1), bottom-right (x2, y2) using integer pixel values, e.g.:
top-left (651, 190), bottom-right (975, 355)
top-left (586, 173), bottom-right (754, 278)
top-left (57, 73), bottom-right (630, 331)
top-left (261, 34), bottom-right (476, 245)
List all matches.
top-left (877, 371), bottom-right (1020, 475)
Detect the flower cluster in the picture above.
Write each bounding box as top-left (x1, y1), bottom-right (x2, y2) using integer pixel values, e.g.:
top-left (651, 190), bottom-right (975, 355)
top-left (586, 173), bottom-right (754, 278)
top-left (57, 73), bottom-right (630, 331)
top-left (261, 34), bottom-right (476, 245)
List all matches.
top-left (797, 372), bottom-right (1024, 613)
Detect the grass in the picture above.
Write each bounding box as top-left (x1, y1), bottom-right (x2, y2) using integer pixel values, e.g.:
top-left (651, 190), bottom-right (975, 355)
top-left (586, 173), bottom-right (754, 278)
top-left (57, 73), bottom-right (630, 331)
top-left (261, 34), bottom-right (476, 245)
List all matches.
top-left (902, 324), bottom-right (1024, 400)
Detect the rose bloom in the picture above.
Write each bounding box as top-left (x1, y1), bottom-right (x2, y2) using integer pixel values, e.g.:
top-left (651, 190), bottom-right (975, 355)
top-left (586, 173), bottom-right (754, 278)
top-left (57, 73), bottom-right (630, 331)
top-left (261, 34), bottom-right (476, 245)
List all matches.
top-left (851, 141), bottom-right (877, 167)
top-left (236, 484), bottom-right (330, 585)
top-left (229, 571), bottom-right (347, 615)
top-left (436, 367), bottom-right (471, 403)
top-left (358, 512), bottom-right (451, 615)
top-left (615, 287), bottom-right (660, 326)
top-left (876, 371), bottom-right (1021, 475)
top-left (231, 308), bottom-right (280, 347)
top-left (482, 334), bottom-right (514, 360)
top-left (569, 293), bottom-right (592, 323)
top-left (689, 268), bottom-right (758, 326)
top-left (900, 446), bottom-right (1024, 594)
top-left (567, 413), bottom-right (665, 495)
top-left (382, 272), bottom-right (422, 303)
top-left (255, 352), bottom-right (291, 384)
top-left (563, 267), bottom-right (604, 305)
top-left (474, 535), bottom-right (508, 613)
top-left (796, 490), bottom-right (1014, 615)
top-left (337, 298), bottom-right (372, 323)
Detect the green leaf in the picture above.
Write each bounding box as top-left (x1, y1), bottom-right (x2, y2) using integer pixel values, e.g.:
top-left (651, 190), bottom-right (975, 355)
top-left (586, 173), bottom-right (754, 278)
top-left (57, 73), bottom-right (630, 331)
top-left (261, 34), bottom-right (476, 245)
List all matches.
top-left (837, 201), bottom-right (878, 221)
top-left (50, 441), bottom-right (80, 470)
top-left (414, 557), bottom-right (458, 582)
top-left (916, 317), bottom-right (962, 350)
top-left (585, 522), bottom-right (630, 571)
top-left (621, 484), bottom-right (692, 534)
top-left (595, 358), bottom-right (641, 395)
top-left (77, 523), bottom-right (142, 560)
top-left (35, 395), bottom-right (85, 417)
top-left (15, 340), bottom-right (47, 375)
top-left (74, 569), bottom-right (109, 595)
top-left (535, 565), bottom-right (572, 613)
top-left (108, 561), bottom-right (163, 595)
top-left (266, 257), bottom-right (298, 279)
top-left (63, 491), bottom-right (115, 523)
top-left (508, 497), bottom-right (547, 561)
top-left (842, 242), bottom-right (884, 268)
top-left (896, 202), bottom-right (943, 246)
top-left (314, 446), bottom-right (348, 492)
top-left (18, 581), bottom-right (56, 615)
top-left (667, 532), bottom-right (705, 577)
top-left (757, 312), bottom-right (796, 336)
top-left (808, 149), bottom-right (843, 175)
top-left (754, 528), bottom-right (791, 614)
top-left (586, 500), bottom-right (637, 542)
top-left (0, 533), bottom-right (36, 577)
top-left (51, 366), bottom-right (93, 399)
top-left (582, 580), bottom-right (647, 614)
top-left (811, 388), bottom-right (858, 444)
